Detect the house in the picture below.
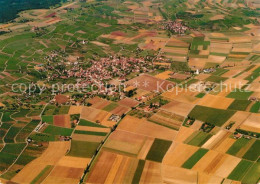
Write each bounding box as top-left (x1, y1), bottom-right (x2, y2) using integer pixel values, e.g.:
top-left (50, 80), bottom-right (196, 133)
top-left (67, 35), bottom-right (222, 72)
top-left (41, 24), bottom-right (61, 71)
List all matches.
top-left (234, 133), bottom-right (242, 139)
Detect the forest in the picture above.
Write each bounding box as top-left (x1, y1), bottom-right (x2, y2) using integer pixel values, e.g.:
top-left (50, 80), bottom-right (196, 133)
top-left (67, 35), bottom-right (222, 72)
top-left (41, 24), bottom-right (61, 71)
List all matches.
top-left (0, 0), bottom-right (67, 22)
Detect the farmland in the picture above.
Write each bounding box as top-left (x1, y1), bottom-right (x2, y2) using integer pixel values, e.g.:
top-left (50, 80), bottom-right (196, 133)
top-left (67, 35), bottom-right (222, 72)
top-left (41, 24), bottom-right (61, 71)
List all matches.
top-left (242, 140), bottom-right (260, 161)
top-left (228, 159), bottom-right (253, 181)
top-left (226, 138), bottom-right (252, 156)
top-left (146, 138), bottom-right (172, 162)
top-left (182, 148), bottom-right (209, 169)
top-left (0, 0), bottom-right (259, 183)
top-left (242, 163), bottom-right (260, 184)
top-left (188, 105), bottom-right (235, 126)
top-left (68, 140), bottom-right (100, 158)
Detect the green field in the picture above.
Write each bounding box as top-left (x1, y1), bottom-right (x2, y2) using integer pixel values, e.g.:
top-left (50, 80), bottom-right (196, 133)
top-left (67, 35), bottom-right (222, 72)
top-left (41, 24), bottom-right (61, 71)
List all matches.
top-left (31, 165), bottom-right (54, 184)
top-left (227, 100), bottom-right (251, 111)
top-left (102, 103), bottom-right (118, 112)
top-left (41, 115), bottom-right (53, 124)
top-left (0, 123), bottom-right (12, 130)
top-left (228, 159), bottom-right (253, 181)
top-left (182, 148), bottom-right (208, 169)
top-left (15, 153), bottom-right (36, 165)
top-left (188, 105), bottom-right (235, 126)
top-left (74, 130), bottom-right (107, 136)
top-left (0, 170), bottom-right (17, 180)
top-left (4, 126), bottom-right (22, 143)
top-left (242, 162), bottom-right (260, 184)
top-left (43, 125), bottom-right (73, 136)
top-left (195, 93), bottom-right (206, 98)
top-left (16, 120), bottom-right (40, 142)
top-left (205, 75), bottom-right (227, 83)
top-left (12, 109), bottom-right (30, 118)
top-left (30, 132), bottom-right (55, 142)
top-left (186, 131), bottom-right (212, 147)
top-left (132, 160), bottom-right (145, 184)
top-left (146, 138), bottom-right (172, 162)
top-left (0, 152), bottom-right (17, 168)
top-left (244, 66), bottom-right (260, 83)
top-left (226, 138), bottom-right (251, 156)
top-left (1, 143), bottom-right (26, 155)
top-left (28, 109), bottom-right (43, 117)
top-left (0, 143), bottom-right (27, 172)
top-left (182, 79), bottom-right (199, 87)
top-left (226, 90), bottom-right (254, 100)
top-left (42, 105), bottom-right (56, 116)
top-left (250, 101), bottom-right (260, 113)
top-left (57, 106), bottom-right (70, 115)
top-left (212, 68), bottom-right (229, 76)
top-left (242, 140), bottom-right (260, 161)
top-left (79, 119), bottom-right (106, 128)
top-left (190, 37), bottom-right (210, 50)
top-left (68, 140), bottom-right (100, 158)
top-left (1, 112), bottom-right (14, 122)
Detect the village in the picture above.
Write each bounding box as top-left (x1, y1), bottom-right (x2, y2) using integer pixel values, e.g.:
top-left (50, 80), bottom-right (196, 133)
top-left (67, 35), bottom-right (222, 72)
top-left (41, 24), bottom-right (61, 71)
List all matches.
top-left (163, 21), bottom-right (189, 35)
top-left (42, 53), bottom-right (154, 93)
top-left (0, 0), bottom-right (259, 183)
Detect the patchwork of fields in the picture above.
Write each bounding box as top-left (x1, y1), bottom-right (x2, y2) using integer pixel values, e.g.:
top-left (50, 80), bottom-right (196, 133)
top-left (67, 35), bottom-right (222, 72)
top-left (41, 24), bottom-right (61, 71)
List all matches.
top-left (0, 0), bottom-right (259, 183)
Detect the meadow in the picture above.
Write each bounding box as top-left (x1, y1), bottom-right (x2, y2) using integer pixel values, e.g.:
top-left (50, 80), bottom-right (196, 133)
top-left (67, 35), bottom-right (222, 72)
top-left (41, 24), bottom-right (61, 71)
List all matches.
top-left (188, 105), bottom-right (235, 126)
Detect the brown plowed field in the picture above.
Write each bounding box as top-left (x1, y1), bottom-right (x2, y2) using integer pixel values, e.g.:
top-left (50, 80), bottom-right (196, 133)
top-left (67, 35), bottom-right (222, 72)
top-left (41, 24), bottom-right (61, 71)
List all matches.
top-left (54, 114), bottom-right (71, 128)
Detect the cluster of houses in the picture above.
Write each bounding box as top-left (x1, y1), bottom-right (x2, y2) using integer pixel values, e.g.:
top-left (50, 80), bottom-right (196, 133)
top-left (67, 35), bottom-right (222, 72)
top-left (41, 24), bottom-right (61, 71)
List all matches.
top-left (108, 114), bottom-right (121, 122)
top-left (141, 102), bottom-right (160, 112)
top-left (201, 68), bottom-right (217, 74)
top-left (44, 55), bottom-right (152, 96)
top-left (59, 136), bottom-right (72, 141)
top-left (163, 21), bottom-right (188, 34)
top-left (233, 133), bottom-right (253, 140)
top-left (249, 96), bottom-right (259, 101)
top-left (184, 118), bottom-right (195, 126)
top-left (77, 56), bottom-right (150, 82)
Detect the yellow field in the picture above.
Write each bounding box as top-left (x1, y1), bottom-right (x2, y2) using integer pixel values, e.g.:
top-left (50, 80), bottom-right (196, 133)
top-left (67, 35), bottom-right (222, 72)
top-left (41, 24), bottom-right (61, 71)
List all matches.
top-left (154, 71), bottom-right (172, 80)
top-left (68, 106), bottom-right (83, 114)
top-left (202, 130), bottom-right (230, 149)
top-left (104, 130), bottom-right (146, 156)
top-left (137, 137), bottom-right (154, 160)
top-left (162, 87), bottom-right (199, 104)
top-left (42, 166), bottom-right (83, 184)
top-left (198, 172), bottom-right (223, 184)
top-left (118, 115), bottom-right (178, 140)
top-left (140, 161), bottom-right (162, 183)
top-left (162, 165), bottom-right (197, 184)
top-left (174, 126), bottom-right (196, 143)
top-left (213, 137), bottom-right (236, 153)
top-left (163, 142), bottom-right (199, 167)
top-left (161, 100), bottom-right (195, 117)
top-left (197, 94), bottom-right (234, 109)
top-left (81, 107), bottom-right (113, 126)
top-left (87, 151), bottom-right (139, 183)
top-left (72, 134), bottom-right (105, 142)
top-left (192, 151), bottom-right (240, 178)
top-left (57, 156), bottom-right (90, 168)
top-left (222, 111), bottom-right (250, 130)
top-left (189, 58), bottom-right (208, 69)
top-left (240, 113), bottom-right (260, 133)
top-left (12, 141), bottom-right (70, 183)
